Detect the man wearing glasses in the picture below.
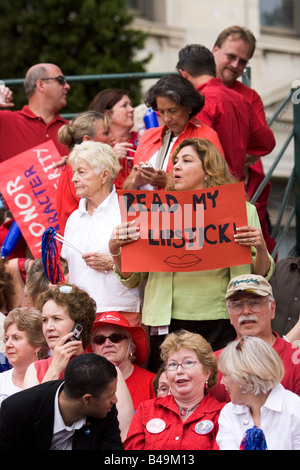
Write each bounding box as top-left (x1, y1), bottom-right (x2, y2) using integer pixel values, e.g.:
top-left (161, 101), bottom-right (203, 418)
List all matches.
top-left (210, 274), bottom-right (300, 402)
top-left (213, 26), bottom-right (264, 123)
top-left (213, 26), bottom-right (276, 255)
top-left (0, 62), bottom-right (70, 163)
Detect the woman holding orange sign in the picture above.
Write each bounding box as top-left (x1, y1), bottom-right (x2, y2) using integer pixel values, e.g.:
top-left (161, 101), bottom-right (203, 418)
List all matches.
top-left (109, 138), bottom-right (274, 372)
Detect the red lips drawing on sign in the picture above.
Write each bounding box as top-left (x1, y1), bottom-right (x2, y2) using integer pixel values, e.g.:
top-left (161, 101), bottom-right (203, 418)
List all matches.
top-left (118, 183), bottom-right (252, 272)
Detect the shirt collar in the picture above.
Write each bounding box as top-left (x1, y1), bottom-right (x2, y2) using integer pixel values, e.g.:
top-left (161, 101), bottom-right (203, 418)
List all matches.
top-left (53, 383), bottom-right (86, 434)
top-left (20, 105), bottom-right (66, 124)
top-left (230, 383), bottom-right (284, 415)
top-left (78, 186), bottom-right (117, 215)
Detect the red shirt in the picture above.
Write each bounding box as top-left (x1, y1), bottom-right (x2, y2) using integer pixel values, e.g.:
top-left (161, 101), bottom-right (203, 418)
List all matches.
top-left (228, 80), bottom-right (270, 175)
top-left (133, 116), bottom-right (224, 172)
top-left (124, 393), bottom-right (225, 450)
top-left (0, 105), bottom-right (68, 163)
top-left (211, 333), bottom-right (300, 403)
top-left (229, 80), bottom-right (267, 125)
top-left (125, 364), bottom-right (156, 410)
top-left (56, 163), bottom-right (79, 235)
top-left (197, 78), bottom-right (275, 181)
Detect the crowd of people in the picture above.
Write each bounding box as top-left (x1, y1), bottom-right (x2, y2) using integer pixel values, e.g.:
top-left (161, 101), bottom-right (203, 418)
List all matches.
top-left (0, 25), bottom-right (299, 451)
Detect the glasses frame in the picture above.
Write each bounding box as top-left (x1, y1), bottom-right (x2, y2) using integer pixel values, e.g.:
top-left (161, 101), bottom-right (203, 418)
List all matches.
top-left (40, 75), bottom-right (67, 86)
top-left (92, 333), bottom-right (128, 345)
top-left (165, 360), bottom-right (200, 371)
top-left (228, 298), bottom-right (271, 315)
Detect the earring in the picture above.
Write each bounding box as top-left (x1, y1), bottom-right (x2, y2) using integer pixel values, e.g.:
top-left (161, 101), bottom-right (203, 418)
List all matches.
top-left (205, 380), bottom-right (208, 391)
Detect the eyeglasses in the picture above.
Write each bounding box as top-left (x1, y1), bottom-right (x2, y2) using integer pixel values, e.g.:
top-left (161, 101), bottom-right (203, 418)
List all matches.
top-left (228, 298), bottom-right (270, 315)
top-left (165, 359), bottom-right (200, 371)
top-left (224, 53), bottom-right (248, 69)
top-left (92, 333), bottom-right (128, 345)
top-left (40, 75), bottom-right (67, 86)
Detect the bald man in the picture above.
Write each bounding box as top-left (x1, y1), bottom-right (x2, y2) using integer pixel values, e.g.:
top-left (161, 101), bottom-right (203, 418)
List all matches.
top-left (0, 63), bottom-right (71, 162)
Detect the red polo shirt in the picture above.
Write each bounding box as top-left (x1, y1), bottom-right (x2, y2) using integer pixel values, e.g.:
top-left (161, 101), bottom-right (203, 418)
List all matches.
top-left (197, 78), bottom-right (275, 181)
top-left (228, 80), bottom-right (270, 175)
top-left (229, 80), bottom-right (267, 125)
top-left (0, 105), bottom-right (68, 162)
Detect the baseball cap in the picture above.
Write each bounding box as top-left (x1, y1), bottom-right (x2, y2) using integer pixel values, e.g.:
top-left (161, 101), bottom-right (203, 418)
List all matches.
top-left (91, 312), bottom-right (148, 365)
top-left (226, 274), bottom-right (273, 299)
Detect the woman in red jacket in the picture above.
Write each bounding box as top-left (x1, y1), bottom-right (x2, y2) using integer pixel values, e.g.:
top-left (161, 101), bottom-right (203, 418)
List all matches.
top-left (124, 329), bottom-right (225, 450)
top-left (123, 74), bottom-right (223, 191)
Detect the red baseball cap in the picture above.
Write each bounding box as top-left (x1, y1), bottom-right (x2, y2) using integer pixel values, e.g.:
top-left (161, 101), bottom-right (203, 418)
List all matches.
top-left (92, 312), bottom-right (148, 365)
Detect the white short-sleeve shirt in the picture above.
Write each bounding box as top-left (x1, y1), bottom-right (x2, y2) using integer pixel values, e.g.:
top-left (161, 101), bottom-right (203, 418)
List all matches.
top-left (217, 383), bottom-right (300, 450)
top-left (61, 187), bottom-right (141, 313)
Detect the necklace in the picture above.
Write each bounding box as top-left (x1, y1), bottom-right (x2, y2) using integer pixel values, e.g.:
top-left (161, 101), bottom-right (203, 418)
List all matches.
top-left (178, 401), bottom-right (202, 418)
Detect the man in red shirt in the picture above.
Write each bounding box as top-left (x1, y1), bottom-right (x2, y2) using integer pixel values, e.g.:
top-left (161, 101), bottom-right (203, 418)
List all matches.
top-left (212, 26), bottom-right (276, 254)
top-left (176, 44), bottom-right (276, 253)
top-left (210, 274), bottom-right (300, 402)
top-left (0, 62), bottom-right (70, 163)
top-left (212, 25), bottom-right (271, 173)
top-left (213, 26), bottom-right (266, 125)
top-left (0, 63), bottom-right (70, 254)
top-left (176, 44), bottom-right (275, 182)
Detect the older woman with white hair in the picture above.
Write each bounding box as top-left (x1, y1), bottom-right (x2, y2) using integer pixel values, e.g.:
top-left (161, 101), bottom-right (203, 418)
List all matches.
top-left (61, 141), bottom-right (141, 325)
top-left (216, 335), bottom-right (300, 450)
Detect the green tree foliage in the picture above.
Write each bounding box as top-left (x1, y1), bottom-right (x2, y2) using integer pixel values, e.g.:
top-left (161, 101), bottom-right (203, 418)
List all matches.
top-left (0, 0), bottom-right (151, 113)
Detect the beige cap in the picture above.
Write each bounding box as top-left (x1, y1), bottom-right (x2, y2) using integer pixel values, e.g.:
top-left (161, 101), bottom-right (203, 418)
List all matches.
top-left (226, 274), bottom-right (273, 299)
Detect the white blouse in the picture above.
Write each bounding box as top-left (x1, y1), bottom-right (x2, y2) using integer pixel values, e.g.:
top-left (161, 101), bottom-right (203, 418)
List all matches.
top-left (61, 187), bottom-right (141, 313)
top-left (216, 383), bottom-right (300, 450)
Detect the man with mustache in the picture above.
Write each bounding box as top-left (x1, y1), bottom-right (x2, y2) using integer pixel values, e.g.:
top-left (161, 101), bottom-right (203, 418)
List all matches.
top-left (211, 274), bottom-right (300, 402)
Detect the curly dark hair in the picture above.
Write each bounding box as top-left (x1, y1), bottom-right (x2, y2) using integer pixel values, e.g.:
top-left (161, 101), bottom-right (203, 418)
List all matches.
top-left (144, 73), bottom-right (205, 117)
top-left (36, 283), bottom-right (96, 349)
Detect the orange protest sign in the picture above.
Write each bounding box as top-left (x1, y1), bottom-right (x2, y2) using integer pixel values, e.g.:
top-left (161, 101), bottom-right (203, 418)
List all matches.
top-left (0, 140), bottom-right (62, 258)
top-left (118, 182), bottom-right (252, 272)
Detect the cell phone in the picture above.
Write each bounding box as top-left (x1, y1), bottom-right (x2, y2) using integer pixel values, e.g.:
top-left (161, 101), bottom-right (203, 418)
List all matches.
top-left (66, 322), bottom-right (83, 342)
top-left (140, 164), bottom-right (155, 173)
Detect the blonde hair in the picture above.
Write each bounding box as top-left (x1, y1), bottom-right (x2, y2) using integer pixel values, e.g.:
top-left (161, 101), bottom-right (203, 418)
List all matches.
top-left (160, 329), bottom-right (218, 390)
top-left (68, 140), bottom-right (121, 184)
top-left (171, 138), bottom-right (237, 187)
top-left (218, 335), bottom-right (285, 395)
top-left (58, 111), bottom-right (109, 151)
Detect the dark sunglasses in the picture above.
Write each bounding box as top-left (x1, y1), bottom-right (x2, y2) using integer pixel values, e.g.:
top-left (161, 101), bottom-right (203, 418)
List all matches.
top-left (40, 75), bottom-right (67, 86)
top-left (92, 333), bottom-right (127, 345)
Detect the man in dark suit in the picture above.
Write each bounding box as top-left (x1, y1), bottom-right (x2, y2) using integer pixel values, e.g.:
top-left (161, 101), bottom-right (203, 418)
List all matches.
top-left (0, 353), bottom-right (123, 450)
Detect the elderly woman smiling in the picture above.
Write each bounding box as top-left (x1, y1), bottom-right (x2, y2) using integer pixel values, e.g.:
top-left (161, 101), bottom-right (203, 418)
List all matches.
top-left (61, 141), bottom-right (141, 324)
top-left (124, 329), bottom-right (225, 450)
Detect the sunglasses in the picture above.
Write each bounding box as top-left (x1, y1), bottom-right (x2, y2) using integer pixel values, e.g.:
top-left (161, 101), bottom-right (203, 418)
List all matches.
top-left (92, 333), bottom-right (128, 345)
top-left (40, 75), bottom-right (67, 86)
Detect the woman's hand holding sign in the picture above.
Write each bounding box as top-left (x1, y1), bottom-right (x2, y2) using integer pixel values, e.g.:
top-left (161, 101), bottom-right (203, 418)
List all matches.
top-left (109, 220), bottom-right (140, 277)
top-left (234, 225), bottom-right (270, 277)
top-left (234, 225), bottom-right (266, 249)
